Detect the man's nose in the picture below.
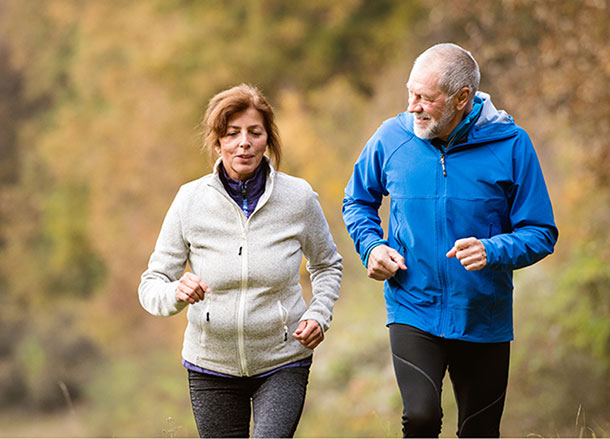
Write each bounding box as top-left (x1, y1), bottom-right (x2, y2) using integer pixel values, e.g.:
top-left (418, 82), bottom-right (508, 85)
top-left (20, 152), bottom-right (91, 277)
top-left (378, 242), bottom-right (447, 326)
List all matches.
top-left (407, 99), bottom-right (420, 113)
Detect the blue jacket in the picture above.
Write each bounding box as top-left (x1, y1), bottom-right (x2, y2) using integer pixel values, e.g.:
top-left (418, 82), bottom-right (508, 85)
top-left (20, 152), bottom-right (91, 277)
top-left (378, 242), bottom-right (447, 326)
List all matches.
top-left (343, 93), bottom-right (558, 342)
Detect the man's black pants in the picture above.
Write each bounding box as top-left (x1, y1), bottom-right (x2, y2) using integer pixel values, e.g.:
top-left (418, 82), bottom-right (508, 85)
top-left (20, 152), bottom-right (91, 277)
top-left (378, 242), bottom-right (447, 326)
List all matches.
top-left (389, 323), bottom-right (510, 438)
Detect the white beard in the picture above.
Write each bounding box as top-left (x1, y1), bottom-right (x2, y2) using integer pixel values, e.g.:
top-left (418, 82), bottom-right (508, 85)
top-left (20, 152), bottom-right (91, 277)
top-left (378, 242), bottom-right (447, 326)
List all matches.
top-left (413, 104), bottom-right (456, 140)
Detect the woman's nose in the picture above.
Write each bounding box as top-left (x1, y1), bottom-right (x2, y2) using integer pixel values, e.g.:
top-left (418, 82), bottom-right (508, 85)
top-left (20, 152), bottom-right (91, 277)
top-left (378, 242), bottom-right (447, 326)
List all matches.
top-left (239, 131), bottom-right (250, 147)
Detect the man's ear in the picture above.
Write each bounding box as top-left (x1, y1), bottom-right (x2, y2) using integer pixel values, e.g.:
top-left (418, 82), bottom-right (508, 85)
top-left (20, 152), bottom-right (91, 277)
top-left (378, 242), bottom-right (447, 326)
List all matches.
top-left (455, 87), bottom-right (471, 111)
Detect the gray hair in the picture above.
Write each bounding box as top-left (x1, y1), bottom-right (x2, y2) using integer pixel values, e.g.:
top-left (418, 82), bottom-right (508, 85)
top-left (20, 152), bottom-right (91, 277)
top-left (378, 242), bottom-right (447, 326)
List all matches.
top-left (414, 43), bottom-right (480, 103)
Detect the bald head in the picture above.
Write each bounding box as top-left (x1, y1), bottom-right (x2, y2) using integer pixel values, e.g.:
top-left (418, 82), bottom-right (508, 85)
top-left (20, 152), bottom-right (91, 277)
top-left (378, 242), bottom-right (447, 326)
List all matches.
top-left (413, 43), bottom-right (480, 106)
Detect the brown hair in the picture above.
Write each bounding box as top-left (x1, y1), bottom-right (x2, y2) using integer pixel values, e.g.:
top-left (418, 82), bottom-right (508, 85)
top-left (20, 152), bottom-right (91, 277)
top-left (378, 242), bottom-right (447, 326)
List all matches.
top-left (202, 84), bottom-right (282, 169)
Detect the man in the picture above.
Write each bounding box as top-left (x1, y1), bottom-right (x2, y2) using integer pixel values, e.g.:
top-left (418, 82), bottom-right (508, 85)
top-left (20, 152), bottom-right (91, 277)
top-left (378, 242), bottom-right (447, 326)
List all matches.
top-left (342, 43), bottom-right (558, 437)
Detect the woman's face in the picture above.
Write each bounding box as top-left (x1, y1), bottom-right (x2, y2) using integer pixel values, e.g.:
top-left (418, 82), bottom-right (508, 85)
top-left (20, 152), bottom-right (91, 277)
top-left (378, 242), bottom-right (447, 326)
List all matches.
top-left (216, 106), bottom-right (268, 181)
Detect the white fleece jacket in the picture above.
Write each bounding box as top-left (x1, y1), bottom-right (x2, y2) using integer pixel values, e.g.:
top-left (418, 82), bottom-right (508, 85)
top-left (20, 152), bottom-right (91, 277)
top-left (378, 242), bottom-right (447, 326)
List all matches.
top-left (138, 159), bottom-right (343, 377)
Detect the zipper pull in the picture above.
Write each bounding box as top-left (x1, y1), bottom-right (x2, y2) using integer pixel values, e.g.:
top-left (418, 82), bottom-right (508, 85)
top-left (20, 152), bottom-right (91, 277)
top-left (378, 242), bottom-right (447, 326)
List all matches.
top-left (238, 246), bottom-right (242, 256)
top-left (206, 312), bottom-right (210, 322)
top-left (440, 153), bottom-right (447, 177)
top-left (241, 183), bottom-right (248, 216)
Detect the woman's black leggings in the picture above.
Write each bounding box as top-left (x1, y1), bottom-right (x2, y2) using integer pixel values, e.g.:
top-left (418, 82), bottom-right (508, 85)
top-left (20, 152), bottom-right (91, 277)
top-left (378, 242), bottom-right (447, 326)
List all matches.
top-left (188, 366), bottom-right (309, 438)
top-left (389, 323), bottom-right (510, 438)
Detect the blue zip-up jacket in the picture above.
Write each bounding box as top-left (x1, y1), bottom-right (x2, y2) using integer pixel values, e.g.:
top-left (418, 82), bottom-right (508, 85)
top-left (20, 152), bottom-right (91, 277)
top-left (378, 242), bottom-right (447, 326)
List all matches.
top-left (342, 92), bottom-right (558, 342)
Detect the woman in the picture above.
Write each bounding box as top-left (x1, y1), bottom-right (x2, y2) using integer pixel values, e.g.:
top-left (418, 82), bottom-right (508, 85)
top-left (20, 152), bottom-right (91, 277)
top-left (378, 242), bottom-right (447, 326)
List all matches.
top-left (138, 84), bottom-right (342, 438)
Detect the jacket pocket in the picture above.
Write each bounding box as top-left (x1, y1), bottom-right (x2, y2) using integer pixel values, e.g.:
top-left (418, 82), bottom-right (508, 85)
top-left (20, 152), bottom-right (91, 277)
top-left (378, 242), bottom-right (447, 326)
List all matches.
top-left (277, 300), bottom-right (289, 343)
top-left (199, 296), bottom-right (212, 346)
top-left (488, 220), bottom-right (503, 238)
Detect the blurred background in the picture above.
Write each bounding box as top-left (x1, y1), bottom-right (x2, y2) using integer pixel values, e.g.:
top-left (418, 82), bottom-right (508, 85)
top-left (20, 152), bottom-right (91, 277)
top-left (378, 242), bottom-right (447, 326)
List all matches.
top-left (1, 0), bottom-right (609, 437)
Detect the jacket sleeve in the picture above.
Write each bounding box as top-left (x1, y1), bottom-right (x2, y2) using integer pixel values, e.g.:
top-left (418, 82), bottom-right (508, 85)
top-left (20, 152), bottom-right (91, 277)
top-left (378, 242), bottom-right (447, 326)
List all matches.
top-left (481, 130), bottom-right (559, 270)
top-left (138, 187), bottom-right (190, 316)
top-left (299, 188), bottom-right (343, 332)
top-left (342, 134), bottom-right (389, 266)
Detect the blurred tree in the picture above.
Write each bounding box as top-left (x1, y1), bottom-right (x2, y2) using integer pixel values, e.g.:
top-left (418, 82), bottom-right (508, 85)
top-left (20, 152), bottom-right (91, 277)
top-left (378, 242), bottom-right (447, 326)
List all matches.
top-left (0, 0), bottom-right (105, 410)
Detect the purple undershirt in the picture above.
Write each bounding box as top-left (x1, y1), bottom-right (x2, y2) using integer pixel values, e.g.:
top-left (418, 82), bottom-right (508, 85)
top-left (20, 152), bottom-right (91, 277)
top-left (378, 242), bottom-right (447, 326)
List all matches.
top-left (182, 357), bottom-right (313, 379)
top-left (182, 159), bottom-right (311, 378)
top-left (218, 160), bottom-right (268, 218)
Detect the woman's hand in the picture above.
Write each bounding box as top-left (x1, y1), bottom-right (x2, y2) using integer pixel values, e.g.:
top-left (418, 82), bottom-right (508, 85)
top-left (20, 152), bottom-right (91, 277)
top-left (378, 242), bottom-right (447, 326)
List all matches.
top-left (293, 319), bottom-right (324, 349)
top-left (175, 272), bottom-right (210, 304)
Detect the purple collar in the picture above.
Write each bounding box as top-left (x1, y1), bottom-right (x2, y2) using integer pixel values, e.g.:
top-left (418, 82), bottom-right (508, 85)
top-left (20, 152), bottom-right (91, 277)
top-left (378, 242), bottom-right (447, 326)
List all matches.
top-left (218, 160), bottom-right (268, 218)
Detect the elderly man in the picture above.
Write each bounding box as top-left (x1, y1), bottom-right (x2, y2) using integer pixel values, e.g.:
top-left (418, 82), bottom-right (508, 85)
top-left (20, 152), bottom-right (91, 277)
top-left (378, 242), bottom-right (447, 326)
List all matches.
top-left (343, 43), bottom-right (558, 437)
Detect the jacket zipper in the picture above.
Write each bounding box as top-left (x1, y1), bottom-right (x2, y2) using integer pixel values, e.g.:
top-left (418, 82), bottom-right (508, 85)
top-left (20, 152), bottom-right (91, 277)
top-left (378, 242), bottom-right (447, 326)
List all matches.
top-left (438, 146), bottom-right (449, 336)
top-left (440, 153), bottom-right (447, 177)
top-left (237, 232), bottom-right (248, 376)
top-left (240, 183), bottom-right (248, 216)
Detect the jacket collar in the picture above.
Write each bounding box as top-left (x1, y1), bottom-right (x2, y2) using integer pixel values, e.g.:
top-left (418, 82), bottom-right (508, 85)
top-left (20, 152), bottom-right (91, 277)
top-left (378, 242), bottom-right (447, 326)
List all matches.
top-left (443, 94), bottom-right (484, 149)
top-left (209, 156), bottom-right (276, 217)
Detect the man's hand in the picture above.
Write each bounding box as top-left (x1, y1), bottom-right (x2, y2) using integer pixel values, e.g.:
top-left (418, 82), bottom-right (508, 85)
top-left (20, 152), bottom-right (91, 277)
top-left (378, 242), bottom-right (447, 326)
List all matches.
top-left (446, 237), bottom-right (487, 271)
top-left (367, 245), bottom-right (407, 280)
top-left (175, 272), bottom-right (210, 304)
top-left (293, 319), bottom-right (324, 349)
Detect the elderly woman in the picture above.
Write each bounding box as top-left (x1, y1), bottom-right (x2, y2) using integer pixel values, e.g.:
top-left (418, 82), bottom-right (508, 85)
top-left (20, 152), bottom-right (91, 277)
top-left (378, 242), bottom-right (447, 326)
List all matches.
top-left (138, 84), bottom-right (342, 438)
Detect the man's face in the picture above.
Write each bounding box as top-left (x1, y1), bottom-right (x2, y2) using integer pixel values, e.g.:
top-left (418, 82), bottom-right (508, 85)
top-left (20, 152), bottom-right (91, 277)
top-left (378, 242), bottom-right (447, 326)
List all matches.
top-left (406, 66), bottom-right (457, 140)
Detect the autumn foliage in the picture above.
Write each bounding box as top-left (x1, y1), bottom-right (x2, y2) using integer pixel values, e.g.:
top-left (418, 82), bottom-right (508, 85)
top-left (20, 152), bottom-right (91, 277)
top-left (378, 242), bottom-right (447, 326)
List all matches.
top-left (0, 0), bottom-right (608, 436)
